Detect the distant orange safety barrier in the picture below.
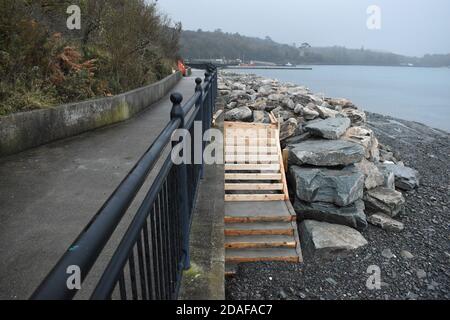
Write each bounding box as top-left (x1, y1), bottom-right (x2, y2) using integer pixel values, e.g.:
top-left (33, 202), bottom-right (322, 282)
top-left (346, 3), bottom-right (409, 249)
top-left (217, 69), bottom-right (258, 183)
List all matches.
top-left (178, 60), bottom-right (187, 76)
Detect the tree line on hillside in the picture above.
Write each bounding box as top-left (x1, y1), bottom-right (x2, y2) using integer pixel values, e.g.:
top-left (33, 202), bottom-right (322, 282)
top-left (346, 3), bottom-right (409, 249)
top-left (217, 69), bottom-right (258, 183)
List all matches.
top-left (0, 0), bottom-right (181, 115)
top-left (180, 30), bottom-right (450, 68)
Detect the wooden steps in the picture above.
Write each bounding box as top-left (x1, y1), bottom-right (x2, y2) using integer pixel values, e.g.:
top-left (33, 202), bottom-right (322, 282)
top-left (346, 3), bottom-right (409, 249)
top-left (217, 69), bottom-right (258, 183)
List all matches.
top-left (224, 118), bottom-right (288, 202)
top-left (224, 119), bottom-right (302, 276)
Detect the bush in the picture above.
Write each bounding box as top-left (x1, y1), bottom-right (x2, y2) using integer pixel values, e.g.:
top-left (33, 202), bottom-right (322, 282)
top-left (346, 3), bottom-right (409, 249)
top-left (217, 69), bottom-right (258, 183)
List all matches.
top-left (0, 0), bottom-right (181, 116)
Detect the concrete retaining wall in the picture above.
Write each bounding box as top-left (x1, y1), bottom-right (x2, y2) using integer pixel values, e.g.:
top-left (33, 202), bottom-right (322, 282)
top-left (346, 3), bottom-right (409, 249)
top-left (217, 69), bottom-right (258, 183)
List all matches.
top-left (0, 72), bottom-right (182, 157)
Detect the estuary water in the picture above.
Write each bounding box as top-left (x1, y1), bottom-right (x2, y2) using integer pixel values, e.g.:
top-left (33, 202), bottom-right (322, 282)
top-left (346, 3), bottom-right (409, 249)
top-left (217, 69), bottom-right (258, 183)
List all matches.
top-left (233, 65), bottom-right (450, 132)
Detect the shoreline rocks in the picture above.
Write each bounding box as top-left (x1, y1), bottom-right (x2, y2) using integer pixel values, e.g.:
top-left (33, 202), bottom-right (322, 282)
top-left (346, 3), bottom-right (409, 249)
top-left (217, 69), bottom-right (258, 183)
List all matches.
top-left (218, 71), bottom-right (420, 259)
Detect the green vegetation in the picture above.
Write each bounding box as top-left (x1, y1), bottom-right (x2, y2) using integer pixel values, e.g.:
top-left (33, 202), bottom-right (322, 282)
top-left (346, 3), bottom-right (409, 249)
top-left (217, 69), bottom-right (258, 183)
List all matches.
top-left (181, 29), bottom-right (450, 67)
top-left (0, 0), bottom-right (181, 116)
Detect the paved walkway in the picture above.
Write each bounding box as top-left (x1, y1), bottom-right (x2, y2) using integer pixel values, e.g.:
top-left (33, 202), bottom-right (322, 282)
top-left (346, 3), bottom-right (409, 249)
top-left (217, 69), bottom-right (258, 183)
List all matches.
top-left (0, 70), bottom-right (203, 299)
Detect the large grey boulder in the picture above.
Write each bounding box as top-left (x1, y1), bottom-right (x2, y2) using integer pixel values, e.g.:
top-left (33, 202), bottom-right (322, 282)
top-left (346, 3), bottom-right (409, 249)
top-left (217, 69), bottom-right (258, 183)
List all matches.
top-left (224, 106), bottom-right (253, 122)
top-left (294, 198), bottom-right (367, 231)
top-left (379, 163), bottom-right (420, 190)
top-left (289, 139), bottom-right (365, 167)
top-left (367, 213), bottom-right (404, 232)
top-left (299, 220), bottom-right (368, 259)
top-left (290, 166), bottom-right (365, 206)
top-left (364, 187), bottom-right (405, 217)
top-left (304, 117), bottom-right (351, 140)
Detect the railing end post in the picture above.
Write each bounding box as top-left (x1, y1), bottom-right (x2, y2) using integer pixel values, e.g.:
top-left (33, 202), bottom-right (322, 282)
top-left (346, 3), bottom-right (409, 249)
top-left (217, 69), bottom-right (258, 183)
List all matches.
top-left (170, 92), bottom-right (184, 127)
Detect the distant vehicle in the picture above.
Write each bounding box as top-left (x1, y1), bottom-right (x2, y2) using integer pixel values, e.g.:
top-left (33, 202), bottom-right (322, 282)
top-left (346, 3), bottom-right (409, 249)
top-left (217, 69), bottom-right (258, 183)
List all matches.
top-left (285, 62), bottom-right (293, 67)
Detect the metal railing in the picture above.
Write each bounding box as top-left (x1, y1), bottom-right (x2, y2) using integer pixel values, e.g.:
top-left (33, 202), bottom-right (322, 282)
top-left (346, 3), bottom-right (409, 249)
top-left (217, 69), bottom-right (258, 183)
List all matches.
top-left (31, 64), bottom-right (218, 300)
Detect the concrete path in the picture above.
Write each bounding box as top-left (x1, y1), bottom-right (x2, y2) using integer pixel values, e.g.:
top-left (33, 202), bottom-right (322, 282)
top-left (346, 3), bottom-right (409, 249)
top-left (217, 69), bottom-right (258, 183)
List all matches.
top-left (0, 70), bottom-right (203, 299)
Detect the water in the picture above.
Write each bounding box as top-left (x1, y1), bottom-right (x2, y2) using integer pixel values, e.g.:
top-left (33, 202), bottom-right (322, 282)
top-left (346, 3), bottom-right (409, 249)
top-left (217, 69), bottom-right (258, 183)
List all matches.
top-left (233, 65), bottom-right (450, 132)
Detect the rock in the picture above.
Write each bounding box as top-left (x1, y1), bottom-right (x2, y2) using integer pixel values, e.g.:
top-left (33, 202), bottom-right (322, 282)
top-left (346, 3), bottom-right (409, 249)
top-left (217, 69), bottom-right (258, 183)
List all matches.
top-left (302, 104), bottom-right (320, 120)
top-left (367, 213), bottom-right (404, 231)
top-left (224, 106), bottom-right (253, 122)
top-left (354, 159), bottom-right (385, 190)
top-left (340, 108), bottom-right (367, 125)
top-left (258, 85), bottom-right (272, 95)
top-left (285, 132), bottom-right (312, 146)
top-left (253, 110), bottom-right (271, 124)
top-left (364, 187), bottom-right (405, 217)
top-left (282, 98), bottom-right (295, 110)
top-left (314, 104), bottom-right (340, 119)
top-left (294, 198), bottom-right (367, 231)
top-left (304, 117), bottom-right (351, 140)
top-left (226, 101), bottom-right (238, 110)
top-left (342, 126), bottom-right (379, 161)
top-left (381, 248), bottom-right (395, 259)
top-left (294, 104), bottom-right (303, 115)
top-left (379, 163), bottom-right (420, 191)
top-left (290, 166), bottom-right (365, 206)
top-left (268, 93), bottom-right (284, 101)
top-left (299, 220), bottom-right (368, 259)
top-left (380, 150), bottom-right (395, 162)
top-left (377, 165), bottom-right (396, 189)
top-left (272, 107), bottom-right (294, 121)
top-left (400, 250), bottom-right (414, 259)
top-left (231, 82), bottom-right (246, 91)
top-left (279, 118), bottom-right (298, 141)
top-left (326, 98), bottom-right (356, 109)
top-left (416, 269), bottom-right (427, 279)
top-left (289, 139), bottom-right (365, 167)
top-left (229, 90), bottom-right (251, 102)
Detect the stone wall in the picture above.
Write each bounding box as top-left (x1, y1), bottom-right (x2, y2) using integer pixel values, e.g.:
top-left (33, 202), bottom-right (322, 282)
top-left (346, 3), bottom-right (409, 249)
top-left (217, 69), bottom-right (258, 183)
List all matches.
top-left (0, 72), bottom-right (182, 157)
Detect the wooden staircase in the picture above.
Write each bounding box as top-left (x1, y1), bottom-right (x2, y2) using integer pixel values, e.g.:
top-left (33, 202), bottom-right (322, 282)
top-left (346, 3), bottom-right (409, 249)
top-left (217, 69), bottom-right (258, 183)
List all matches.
top-left (224, 115), bottom-right (302, 276)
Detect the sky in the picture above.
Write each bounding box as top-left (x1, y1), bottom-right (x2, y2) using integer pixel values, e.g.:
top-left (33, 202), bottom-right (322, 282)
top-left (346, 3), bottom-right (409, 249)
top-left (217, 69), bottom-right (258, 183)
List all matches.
top-left (155, 0), bottom-right (450, 57)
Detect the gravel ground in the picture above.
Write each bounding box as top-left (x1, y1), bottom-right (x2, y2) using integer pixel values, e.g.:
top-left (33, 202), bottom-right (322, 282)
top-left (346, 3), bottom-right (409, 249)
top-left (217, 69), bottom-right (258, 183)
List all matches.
top-left (226, 113), bottom-right (450, 300)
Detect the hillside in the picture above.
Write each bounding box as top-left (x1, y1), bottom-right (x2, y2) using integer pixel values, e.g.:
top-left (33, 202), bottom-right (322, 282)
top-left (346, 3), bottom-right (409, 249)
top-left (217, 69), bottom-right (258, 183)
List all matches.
top-left (181, 30), bottom-right (450, 67)
top-left (0, 0), bottom-right (181, 116)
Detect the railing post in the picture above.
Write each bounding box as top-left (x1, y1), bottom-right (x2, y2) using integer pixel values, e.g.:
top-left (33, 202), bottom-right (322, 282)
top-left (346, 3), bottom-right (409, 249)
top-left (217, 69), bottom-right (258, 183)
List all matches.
top-left (194, 78), bottom-right (206, 179)
top-left (170, 93), bottom-right (191, 271)
top-left (204, 72), bottom-right (211, 130)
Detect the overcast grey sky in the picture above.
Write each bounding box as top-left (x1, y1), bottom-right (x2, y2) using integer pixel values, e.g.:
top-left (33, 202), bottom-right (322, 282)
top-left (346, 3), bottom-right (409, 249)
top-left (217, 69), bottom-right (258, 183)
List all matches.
top-left (156, 0), bottom-right (450, 57)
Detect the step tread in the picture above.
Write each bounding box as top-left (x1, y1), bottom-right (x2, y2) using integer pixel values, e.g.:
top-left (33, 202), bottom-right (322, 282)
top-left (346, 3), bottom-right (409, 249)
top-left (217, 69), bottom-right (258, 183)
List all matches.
top-left (225, 234), bottom-right (296, 243)
top-left (225, 201), bottom-right (293, 217)
top-left (225, 248), bottom-right (299, 260)
top-left (225, 221), bottom-right (293, 230)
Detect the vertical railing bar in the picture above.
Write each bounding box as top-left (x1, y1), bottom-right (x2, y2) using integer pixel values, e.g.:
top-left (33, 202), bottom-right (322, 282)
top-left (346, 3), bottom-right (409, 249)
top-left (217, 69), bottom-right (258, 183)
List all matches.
top-left (159, 180), bottom-right (170, 299)
top-left (128, 251), bottom-right (138, 300)
top-left (163, 180), bottom-right (175, 297)
top-left (143, 221), bottom-right (155, 299)
top-left (118, 270), bottom-right (127, 300)
top-left (136, 235), bottom-right (148, 300)
top-left (150, 204), bottom-right (162, 299)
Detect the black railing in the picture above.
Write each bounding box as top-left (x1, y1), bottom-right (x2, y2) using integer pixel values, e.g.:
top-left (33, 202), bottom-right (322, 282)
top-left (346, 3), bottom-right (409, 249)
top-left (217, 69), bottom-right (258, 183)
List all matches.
top-left (31, 64), bottom-right (218, 300)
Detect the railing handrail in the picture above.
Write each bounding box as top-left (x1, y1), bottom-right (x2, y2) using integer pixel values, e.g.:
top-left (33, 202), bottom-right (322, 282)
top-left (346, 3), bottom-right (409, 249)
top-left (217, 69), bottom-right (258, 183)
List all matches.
top-left (30, 64), bottom-right (218, 300)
